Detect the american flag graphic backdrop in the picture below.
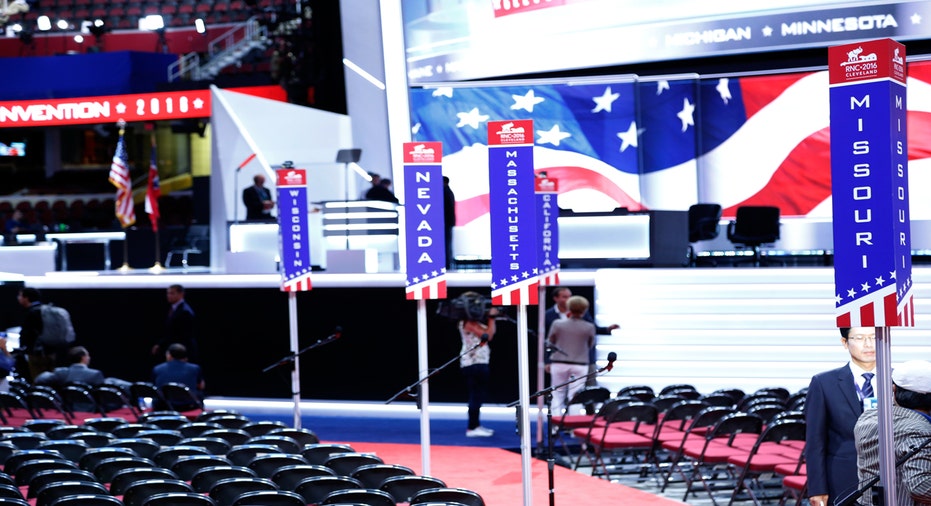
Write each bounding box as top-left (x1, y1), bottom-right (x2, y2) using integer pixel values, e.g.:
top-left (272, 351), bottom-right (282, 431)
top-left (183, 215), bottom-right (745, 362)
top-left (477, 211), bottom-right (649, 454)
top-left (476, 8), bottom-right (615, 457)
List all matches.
top-left (410, 59), bottom-right (931, 256)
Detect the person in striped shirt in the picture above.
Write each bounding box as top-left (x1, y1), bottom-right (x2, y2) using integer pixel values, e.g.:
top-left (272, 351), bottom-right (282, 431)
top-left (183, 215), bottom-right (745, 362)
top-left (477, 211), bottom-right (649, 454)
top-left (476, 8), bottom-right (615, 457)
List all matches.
top-left (854, 360), bottom-right (931, 506)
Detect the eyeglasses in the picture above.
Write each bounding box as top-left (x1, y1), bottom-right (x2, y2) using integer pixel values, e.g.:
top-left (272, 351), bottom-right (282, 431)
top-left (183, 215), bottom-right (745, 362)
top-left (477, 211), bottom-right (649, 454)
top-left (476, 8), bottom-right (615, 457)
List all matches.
top-left (848, 335), bottom-right (876, 343)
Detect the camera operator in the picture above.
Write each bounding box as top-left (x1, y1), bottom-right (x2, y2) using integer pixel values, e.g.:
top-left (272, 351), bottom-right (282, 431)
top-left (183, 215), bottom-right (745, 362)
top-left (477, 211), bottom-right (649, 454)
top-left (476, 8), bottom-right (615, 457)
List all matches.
top-left (457, 291), bottom-right (499, 438)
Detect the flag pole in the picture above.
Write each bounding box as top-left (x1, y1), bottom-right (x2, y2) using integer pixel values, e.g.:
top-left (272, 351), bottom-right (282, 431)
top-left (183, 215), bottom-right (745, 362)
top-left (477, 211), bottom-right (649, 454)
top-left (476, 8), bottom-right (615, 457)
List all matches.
top-left (119, 233), bottom-right (130, 271)
top-left (149, 133), bottom-right (164, 272)
top-left (115, 120), bottom-right (132, 272)
top-left (150, 230), bottom-right (163, 272)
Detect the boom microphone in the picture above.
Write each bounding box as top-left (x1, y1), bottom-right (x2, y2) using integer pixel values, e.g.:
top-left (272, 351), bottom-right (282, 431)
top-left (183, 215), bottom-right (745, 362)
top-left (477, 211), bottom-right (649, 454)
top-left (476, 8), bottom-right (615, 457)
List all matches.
top-left (329, 326), bottom-right (343, 339)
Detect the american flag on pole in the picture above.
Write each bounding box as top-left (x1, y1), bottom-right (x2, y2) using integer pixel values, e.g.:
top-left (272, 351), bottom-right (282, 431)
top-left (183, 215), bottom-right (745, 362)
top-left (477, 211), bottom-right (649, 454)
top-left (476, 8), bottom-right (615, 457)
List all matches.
top-left (108, 128), bottom-right (135, 228)
top-left (145, 137), bottom-right (160, 231)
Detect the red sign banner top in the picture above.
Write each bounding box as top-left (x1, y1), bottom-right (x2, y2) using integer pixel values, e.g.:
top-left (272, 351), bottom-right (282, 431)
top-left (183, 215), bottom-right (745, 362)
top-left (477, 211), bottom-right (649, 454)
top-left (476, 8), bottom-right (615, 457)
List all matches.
top-left (0, 85), bottom-right (287, 128)
top-left (403, 142), bottom-right (442, 164)
top-left (828, 38), bottom-right (906, 85)
top-left (488, 119), bottom-right (534, 146)
top-left (494, 0), bottom-right (566, 17)
top-left (0, 89), bottom-right (211, 127)
top-left (535, 175), bottom-right (558, 193)
top-left (277, 168), bottom-right (307, 187)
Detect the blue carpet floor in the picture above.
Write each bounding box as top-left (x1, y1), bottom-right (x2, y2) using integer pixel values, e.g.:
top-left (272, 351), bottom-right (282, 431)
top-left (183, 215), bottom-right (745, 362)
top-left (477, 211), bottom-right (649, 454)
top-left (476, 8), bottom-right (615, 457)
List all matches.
top-left (209, 398), bottom-right (546, 450)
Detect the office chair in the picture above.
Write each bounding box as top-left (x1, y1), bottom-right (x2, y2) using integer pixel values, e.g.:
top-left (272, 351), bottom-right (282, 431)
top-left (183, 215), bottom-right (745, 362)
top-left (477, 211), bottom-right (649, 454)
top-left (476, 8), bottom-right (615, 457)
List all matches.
top-left (165, 224), bottom-right (209, 269)
top-left (726, 206), bottom-right (781, 266)
top-left (688, 203), bottom-right (722, 266)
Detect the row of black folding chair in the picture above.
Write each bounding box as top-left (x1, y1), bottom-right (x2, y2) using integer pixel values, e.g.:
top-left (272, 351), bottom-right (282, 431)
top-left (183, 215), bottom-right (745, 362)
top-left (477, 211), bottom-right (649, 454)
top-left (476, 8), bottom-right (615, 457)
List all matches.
top-left (0, 406), bottom-right (486, 506)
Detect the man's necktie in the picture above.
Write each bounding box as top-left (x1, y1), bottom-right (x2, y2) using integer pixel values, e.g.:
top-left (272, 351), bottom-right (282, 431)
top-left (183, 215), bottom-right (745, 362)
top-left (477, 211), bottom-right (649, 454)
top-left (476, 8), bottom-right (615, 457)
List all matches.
top-left (862, 372), bottom-right (875, 398)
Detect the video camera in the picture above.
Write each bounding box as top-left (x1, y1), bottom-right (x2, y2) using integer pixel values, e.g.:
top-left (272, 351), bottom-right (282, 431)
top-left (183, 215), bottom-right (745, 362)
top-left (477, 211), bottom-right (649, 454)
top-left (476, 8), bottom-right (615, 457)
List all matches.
top-left (436, 292), bottom-right (502, 322)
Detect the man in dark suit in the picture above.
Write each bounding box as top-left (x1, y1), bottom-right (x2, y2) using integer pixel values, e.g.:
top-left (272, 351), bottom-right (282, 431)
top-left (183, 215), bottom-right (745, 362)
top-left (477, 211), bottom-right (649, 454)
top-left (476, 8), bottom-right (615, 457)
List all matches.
top-left (242, 174), bottom-right (274, 221)
top-left (152, 284), bottom-right (198, 361)
top-left (805, 326), bottom-right (877, 506)
top-left (855, 359), bottom-right (931, 506)
top-left (152, 343), bottom-right (205, 401)
top-left (34, 346), bottom-right (105, 387)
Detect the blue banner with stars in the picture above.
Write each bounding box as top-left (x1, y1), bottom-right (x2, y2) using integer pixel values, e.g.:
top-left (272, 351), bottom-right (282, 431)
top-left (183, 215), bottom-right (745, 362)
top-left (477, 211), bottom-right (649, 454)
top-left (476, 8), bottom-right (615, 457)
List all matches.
top-left (829, 38), bottom-right (913, 327)
top-left (403, 142), bottom-right (448, 300)
top-left (488, 119), bottom-right (540, 306)
top-left (277, 168), bottom-right (313, 292)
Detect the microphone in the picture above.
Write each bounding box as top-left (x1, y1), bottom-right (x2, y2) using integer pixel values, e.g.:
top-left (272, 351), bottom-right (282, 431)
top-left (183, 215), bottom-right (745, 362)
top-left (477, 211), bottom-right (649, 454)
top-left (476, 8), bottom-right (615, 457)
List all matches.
top-left (328, 326), bottom-right (343, 340)
top-left (600, 352), bottom-right (617, 372)
top-left (480, 333), bottom-right (490, 345)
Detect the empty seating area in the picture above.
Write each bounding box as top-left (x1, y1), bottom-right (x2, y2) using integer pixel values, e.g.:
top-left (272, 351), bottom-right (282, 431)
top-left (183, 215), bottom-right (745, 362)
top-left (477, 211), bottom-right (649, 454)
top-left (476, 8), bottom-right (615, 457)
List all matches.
top-left (555, 382), bottom-right (808, 506)
top-left (0, 196), bottom-right (194, 236)
top-left (15, 0), bottom-right (295, 30)
top-left (0, 378), bottom-right (484, 506)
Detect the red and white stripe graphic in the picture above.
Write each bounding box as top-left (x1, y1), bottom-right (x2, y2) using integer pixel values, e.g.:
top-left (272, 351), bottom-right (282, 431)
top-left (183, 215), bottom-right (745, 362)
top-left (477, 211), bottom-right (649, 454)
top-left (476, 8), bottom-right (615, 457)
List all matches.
top-left (406, 278), bottom-right (448, 300)
top-left (898, 292), bottom-right (916, 327)
top-left (492, 278), bottom-right (540, 306)
top-left (282, 273), bottom-right (312, 292)
top-left (540, 270), bottom-right (560, 286)
top-left (836, 285), bottom-right (914, 328)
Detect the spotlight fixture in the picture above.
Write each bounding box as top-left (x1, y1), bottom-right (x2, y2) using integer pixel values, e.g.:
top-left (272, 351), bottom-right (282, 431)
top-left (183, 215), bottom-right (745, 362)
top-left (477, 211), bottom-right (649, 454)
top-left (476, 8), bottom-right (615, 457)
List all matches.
top-left (88, 19), bottom-right (107, 37)
top-left (36, 14), bottom-right (50, 31)
top-left (56, 19), bottom-right (68, 30)
top-left (194, 18), bottom-right (205, 34)
top-left (139, 14), bottom-right (164, 31)
top-left (73, 34), bottom-right (83, 43)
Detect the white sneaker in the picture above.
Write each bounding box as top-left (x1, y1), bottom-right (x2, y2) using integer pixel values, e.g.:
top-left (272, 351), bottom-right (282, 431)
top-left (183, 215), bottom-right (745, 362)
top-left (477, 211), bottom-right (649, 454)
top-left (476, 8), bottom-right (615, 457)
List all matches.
top-left (466, 426), bottom-right (494, 437)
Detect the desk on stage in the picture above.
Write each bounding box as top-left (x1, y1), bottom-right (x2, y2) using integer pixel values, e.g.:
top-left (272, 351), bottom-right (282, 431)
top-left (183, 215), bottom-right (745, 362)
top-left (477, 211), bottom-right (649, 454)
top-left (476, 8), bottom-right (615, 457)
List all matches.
top-left (557, 210), bottom-right (689, 267)
top-left (0, 243), bottom-right (57, 275)
top-left (46, 231), bottom-right (125, 271)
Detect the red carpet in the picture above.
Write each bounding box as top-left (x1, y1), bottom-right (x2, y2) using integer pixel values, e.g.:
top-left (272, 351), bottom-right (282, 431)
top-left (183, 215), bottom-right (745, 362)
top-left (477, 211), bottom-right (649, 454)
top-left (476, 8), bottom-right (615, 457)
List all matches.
top-left (343, 441), bottom-right (686, 506)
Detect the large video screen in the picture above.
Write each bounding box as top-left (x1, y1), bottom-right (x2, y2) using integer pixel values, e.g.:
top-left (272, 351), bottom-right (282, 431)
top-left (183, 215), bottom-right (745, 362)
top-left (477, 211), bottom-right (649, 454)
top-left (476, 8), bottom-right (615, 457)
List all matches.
top-left (402, 0), bottom-right (931, 84)
top-left (409, 59), bottom-right (931, 258)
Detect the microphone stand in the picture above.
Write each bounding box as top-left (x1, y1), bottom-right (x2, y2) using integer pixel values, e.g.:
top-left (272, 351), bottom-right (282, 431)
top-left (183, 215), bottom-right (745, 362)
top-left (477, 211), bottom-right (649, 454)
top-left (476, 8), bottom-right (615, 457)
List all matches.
top-left (385, 339), bottom-right (486, 405)
top-left (506, 360), bottom-right (613, 506)
top-left (835, 433), bottom-right (931, 506)
top-left (261, 332), bottom-right (341, 373)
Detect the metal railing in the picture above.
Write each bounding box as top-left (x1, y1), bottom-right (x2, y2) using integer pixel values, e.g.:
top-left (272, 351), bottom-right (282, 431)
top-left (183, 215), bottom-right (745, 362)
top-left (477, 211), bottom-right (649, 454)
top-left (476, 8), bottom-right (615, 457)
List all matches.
top-left (167, 17), bottom-right (268, 82)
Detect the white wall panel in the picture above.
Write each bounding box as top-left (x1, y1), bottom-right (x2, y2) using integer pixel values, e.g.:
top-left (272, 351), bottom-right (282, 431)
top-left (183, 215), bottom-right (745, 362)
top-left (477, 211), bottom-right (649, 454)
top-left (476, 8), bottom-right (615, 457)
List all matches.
top-left (592, 267), bottom-right (931, 396)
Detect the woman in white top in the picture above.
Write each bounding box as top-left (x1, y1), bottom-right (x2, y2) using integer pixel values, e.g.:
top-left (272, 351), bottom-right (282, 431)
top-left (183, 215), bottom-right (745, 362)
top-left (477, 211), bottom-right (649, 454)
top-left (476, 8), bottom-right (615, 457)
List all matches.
top-left (458, 292), bottom-right (498, 438)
